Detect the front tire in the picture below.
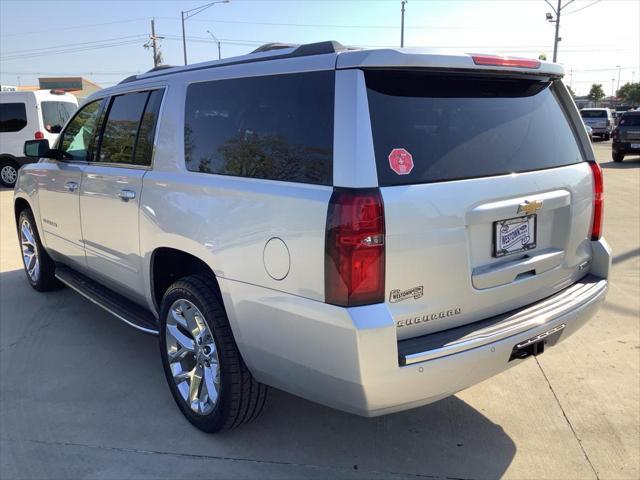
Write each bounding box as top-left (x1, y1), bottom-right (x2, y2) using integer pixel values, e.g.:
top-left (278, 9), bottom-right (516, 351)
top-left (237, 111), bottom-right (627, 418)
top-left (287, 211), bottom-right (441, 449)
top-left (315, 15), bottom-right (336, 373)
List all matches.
top-left (159, 274), bottom-right (267, 432)
top-left (612, 152), bottom-right (624, 162)
top-left (0, 159), bottom-right (18, 188)
top-left (17, 208), bottom-right (60, 291)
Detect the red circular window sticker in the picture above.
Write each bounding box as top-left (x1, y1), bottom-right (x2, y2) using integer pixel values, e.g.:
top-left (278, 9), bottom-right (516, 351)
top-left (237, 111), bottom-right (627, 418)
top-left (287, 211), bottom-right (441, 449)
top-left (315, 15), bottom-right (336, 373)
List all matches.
top-left (388, 148), bottom-right (414, 175)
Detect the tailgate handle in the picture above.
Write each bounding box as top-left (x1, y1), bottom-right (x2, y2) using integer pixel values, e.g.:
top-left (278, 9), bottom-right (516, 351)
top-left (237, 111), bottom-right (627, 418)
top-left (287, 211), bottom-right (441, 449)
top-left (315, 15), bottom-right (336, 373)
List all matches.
top-left (472, 249), bottom-right (564, 290)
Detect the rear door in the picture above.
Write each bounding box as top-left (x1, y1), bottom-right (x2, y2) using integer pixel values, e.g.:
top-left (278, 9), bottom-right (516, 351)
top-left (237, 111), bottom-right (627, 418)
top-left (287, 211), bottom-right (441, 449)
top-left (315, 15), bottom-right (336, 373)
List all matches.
top-left (79, 89), bottom-right (163, 302)
top-left (363, 70), bottom-right (594, 340)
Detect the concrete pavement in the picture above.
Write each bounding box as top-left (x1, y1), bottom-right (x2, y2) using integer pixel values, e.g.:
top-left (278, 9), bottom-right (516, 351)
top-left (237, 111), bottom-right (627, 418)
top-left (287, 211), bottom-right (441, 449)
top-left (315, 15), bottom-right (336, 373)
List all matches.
top-left (0, 142), bottom-right (638, 479)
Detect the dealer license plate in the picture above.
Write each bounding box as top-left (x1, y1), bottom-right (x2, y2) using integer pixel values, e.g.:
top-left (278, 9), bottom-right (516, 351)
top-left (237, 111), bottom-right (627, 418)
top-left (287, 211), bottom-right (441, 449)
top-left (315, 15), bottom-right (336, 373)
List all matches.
top-left (493, 215), bottom-right (537, 257)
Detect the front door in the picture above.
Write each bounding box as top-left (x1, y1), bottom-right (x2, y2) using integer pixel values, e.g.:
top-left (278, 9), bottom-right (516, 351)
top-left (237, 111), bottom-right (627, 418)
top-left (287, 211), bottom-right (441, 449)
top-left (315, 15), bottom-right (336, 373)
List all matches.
top-left (79, 89), bottom-right (163, 301)
top-left (37, 99), bottom-right (104, 268)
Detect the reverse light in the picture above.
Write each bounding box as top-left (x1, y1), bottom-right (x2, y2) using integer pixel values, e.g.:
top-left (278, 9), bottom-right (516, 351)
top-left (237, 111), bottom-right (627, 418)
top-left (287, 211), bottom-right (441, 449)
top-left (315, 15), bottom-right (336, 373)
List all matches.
top-left (471, 54), bottom-right (541, 69)
top-left (588, 161), bottom-right (604, 241)
top-left (325, 188), bottom-right (385, 307)
top-left (34, 131), bottom-right (44, 140)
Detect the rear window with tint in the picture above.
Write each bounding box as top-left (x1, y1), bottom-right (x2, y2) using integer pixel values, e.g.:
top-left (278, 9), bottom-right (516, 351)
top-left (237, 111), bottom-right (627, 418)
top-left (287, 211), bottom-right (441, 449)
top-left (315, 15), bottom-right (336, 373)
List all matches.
top-left (184, 71), bottom-right (334, 185)
top-left (619, 114), bottom-right (640, 126)
top-left (366, 71), bottom-right (584, 186)
top-left (41, 101), bottom-right (77, 133)
top-left (580, 110), bottom-right (608, 118)
top-left (0, 102), bottom-right (27, 132)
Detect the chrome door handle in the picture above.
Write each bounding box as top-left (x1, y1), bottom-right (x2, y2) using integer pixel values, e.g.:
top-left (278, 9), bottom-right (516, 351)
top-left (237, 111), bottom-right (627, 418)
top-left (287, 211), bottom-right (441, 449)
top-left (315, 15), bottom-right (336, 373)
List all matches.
top-left (64, 181), bottom-right (78, 192)
top-left (118, 189), bottom-right (136, 201)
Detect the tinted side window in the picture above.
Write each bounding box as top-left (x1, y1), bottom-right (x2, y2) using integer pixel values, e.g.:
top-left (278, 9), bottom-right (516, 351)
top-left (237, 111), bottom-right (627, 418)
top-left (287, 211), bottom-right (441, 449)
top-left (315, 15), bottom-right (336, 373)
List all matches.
top-left (184, 71), bottom-right (334, 185)
top-left (0, 102), bottom-right (27, 132)
top-left (98, 91), bottom-right (148, 165)
top-left (60, 100), bottom-right (103, 161)
top-left (41, 101), bottom-right (77, 133)
top-left (133, 90), bottom-right (163, 166)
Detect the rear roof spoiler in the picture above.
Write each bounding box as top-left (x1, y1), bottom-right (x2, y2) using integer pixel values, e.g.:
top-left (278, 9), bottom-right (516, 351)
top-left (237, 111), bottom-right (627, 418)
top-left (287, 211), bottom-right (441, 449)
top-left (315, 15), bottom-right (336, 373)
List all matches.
top-left (336, 48), bottom-right (564, 77)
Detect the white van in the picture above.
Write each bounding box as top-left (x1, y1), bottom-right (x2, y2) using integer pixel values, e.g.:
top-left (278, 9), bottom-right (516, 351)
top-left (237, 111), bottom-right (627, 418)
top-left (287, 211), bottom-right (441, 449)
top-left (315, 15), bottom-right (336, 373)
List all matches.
top-left (0, 90), bottom-right (78, 187)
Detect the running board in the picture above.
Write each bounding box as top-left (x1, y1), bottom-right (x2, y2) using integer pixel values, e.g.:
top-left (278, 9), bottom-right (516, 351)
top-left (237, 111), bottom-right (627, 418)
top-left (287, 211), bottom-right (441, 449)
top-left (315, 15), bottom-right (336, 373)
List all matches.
top-left (55, 264), bottom-right (159, 335)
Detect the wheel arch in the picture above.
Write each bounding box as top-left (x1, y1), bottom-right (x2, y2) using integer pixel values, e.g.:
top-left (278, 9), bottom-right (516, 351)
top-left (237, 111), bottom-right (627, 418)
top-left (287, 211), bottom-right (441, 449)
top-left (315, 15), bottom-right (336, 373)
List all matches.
top-left (14, 196), bottom-right (32, 225)
top-left (150, 247), bottom-right (223, 314)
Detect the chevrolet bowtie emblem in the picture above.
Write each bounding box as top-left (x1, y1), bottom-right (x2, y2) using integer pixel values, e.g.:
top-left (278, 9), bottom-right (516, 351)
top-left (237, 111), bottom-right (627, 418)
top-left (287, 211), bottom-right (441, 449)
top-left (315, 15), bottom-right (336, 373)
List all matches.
top-left (518, 199), bottom-right (543, 215)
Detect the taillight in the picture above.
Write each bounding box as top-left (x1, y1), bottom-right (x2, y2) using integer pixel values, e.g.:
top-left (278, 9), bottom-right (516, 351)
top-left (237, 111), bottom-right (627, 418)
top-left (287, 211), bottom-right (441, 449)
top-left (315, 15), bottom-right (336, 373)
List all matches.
top-left (588, 162), bottom-right (604, 241)
top-left (325, 188), bottom-right (385, 307)
top-left (471, 54), bottom-right (540, 69)
top-left (606, 120), bottom-right (611, 127)
top-left (612, 128), bottom-right (618, 139)
top-left (34, 131), bottom-right (44, 140)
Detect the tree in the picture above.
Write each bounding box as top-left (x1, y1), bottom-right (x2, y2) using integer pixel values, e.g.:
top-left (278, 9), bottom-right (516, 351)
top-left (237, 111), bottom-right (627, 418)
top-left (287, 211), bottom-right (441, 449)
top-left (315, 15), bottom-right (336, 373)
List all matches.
top-left (566, 85), bottom-right (576, 98)
top-left (616, 82), bottom-right (640, 105)
top-left (538, 53), bottom-right (547, 61)
top-left (587, 84), bottom-right (605, 105)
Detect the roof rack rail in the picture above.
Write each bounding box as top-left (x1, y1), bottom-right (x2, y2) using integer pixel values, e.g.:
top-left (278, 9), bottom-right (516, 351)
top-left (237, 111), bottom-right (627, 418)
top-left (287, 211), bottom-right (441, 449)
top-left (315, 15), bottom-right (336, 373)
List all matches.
top-left (118, 41), bottom-right (353, 85)
top-left (251, 43), bottom-right (298, 54)
top-left (119, 64), bottom-right (176, 84)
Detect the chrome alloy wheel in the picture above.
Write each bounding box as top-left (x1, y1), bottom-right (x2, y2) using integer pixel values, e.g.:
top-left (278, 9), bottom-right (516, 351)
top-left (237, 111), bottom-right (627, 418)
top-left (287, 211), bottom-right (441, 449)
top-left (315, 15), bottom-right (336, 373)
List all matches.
top-left (20, 219), bottom-right (39, 282)
top-left (165, 299), bottom-right (220, 415)
top-left (1, 165), bottom-right (17, 185)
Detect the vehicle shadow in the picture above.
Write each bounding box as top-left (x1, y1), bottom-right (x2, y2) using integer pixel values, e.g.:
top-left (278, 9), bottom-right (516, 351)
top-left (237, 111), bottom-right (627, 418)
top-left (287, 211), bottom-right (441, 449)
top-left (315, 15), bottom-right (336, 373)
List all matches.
top-left (600, 156), bottom-right (640, 169)
top-left (0, 268), bottom-right (516, 479)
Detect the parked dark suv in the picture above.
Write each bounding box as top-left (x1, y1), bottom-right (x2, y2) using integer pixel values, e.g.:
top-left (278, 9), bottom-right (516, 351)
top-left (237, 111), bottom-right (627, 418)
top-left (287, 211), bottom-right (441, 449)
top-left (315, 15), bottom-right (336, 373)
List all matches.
top-left (612, 111), bottom-right (640, 162)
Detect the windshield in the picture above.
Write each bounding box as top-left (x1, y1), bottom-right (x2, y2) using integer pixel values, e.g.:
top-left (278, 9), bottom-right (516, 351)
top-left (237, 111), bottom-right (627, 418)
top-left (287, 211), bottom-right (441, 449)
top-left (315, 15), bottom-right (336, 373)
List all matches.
top-left (580, 110), bottom-right (607, 118)
top-left (41, 101), bottom-right (77, 133)
top-left (366, 71), bottom-right (584, 186)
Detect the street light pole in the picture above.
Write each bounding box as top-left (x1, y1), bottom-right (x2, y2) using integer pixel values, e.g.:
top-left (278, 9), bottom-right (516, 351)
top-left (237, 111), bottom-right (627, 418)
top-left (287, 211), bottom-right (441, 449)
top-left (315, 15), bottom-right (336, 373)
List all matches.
top-left (181, 11), bottom-right (188, 65)
top-left (181, 0), bottom-right (230, 66)
top-left (400, 0), bottom-right (407, 48)
top-left (616, 65), bottom-right (621, 93)
top-left (207, 30), bottom-right (222, 60)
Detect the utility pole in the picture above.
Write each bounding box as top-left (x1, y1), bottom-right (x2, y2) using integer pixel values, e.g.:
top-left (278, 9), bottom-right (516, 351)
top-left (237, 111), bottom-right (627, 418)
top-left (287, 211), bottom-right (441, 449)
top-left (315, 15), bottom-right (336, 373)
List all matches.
top-left (552, 0), bottom-right (561, 62)
top-left (400, 1), bottom-right (407, 48)
top-left (616, 65), bottom-right (621, 93)
top-left (545, 0), bottom-right (600, 63)
top-left (145, 19), bottom-right (164, 68)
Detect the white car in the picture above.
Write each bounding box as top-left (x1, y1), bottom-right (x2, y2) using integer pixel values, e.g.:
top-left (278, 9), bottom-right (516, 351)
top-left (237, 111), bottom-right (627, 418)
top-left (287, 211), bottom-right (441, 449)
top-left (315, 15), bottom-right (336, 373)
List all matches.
top-left (15, 42), bottom-right (610, 432)
top-left (0, 89), bottom-right (78, 187)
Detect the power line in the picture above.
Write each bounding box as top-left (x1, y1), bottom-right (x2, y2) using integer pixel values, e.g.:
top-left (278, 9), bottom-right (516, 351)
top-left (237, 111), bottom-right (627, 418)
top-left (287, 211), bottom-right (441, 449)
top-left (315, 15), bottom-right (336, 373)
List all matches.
top-left (562, 0), bottom-right (603, 16)
top-left (154, 16), bottom-right (485, 30)
top-left (1, 35), bottom-right (146, 56)
top-left (0, 18), bottom-right (149, 37)
top-left (0, 39), bottom-right (146, 61)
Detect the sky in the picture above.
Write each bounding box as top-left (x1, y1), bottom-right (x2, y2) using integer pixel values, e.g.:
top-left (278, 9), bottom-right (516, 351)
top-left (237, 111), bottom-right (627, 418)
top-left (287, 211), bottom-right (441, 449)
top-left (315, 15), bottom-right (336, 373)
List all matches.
top-left (0, 0), bottom-right (638, 96)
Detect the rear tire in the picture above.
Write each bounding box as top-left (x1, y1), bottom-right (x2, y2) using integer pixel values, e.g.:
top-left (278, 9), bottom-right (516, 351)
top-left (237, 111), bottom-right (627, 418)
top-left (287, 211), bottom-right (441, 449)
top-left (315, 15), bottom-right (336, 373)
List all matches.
top-left (0, 159), bottom-right (18, 188)
top-left (612, 152), bottom-right (624, 162)
top-left (159, 274), bottom-right (268, 433)
top-left (604, 133), bottom-right (611, 141)
top-left (17, 208), bottom-right (60, 291)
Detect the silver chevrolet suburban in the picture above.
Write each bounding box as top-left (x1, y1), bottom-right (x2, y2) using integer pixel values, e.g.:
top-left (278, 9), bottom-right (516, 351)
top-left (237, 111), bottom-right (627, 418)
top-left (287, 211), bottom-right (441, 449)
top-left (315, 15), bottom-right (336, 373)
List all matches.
top-left (14, 42), bottom-right (610, 433)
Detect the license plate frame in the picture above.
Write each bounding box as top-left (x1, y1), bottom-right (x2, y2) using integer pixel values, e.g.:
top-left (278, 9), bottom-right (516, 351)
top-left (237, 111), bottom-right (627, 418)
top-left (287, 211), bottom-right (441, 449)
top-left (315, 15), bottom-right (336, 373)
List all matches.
top-left (630, 143), bottom-right (640, 149)
top-left (493, 215), bottom-right (537, 258)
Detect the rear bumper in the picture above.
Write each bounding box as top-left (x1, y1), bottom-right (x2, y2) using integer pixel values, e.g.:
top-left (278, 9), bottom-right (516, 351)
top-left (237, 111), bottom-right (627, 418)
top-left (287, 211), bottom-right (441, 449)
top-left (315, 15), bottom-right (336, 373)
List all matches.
top-left (589, 127), bottom-right (611, 135)
top-left (612, 141), bottom-right (640, 154)
top-left (222, 238), bottom-right (611, 417)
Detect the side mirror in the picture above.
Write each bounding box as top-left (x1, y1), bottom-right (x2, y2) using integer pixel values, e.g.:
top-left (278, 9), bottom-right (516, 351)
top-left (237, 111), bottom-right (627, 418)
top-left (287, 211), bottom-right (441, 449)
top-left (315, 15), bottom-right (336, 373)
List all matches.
top-left (24, 139), bottom-right (51, 158)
